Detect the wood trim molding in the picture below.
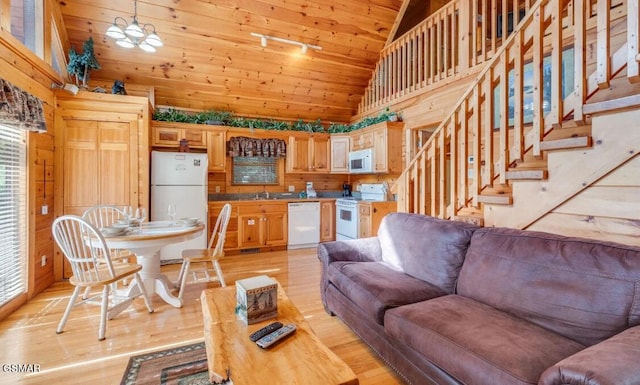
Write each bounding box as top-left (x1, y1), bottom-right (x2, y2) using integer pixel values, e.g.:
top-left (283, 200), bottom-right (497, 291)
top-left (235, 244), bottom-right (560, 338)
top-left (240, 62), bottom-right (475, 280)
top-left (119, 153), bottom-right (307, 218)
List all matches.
top-left (0, 28), bottom-right (63, 85)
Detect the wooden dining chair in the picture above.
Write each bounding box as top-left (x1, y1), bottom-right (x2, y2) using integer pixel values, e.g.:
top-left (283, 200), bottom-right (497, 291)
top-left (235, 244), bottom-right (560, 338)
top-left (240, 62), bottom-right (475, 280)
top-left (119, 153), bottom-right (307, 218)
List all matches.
top-left (176, 203), bottom-right (232, 302)
top-left (52, 215), bottom-right (154, 340)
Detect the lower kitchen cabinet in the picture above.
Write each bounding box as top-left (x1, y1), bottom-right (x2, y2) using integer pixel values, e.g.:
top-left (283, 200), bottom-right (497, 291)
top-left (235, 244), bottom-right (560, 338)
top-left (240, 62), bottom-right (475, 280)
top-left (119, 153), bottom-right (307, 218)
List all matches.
top-left (358, 201), bottom-right (397, 238)
top-left (238, 203), bottom-right (288, 249)
top-left (320, 200), bottom-right (335, 242)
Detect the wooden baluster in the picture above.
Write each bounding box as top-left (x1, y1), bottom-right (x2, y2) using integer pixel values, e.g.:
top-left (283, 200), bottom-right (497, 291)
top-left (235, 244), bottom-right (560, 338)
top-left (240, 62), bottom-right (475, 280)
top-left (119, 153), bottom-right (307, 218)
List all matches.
top-left (498, 56), bottom-right (508, 185)
top-left (628, 0), bottom-right (640, 82)
top-left (472, 0), bottom-right (479, 66)
top-left (472, 86), bottom-right (482, 207)
top-left (419, 153), bottom-right (427, 214)
top-left (501, 0), bottom-right (508, 45)
top-left (550, 0), bottom-right (563, 124)
top-left (458, 0), bottom-right (469, 71)
top-left (483, 73), bottom-right (494, 188)
top-left (459, 99), bottom-right (469, 210)
top-left (426, 144), bottom-right (434, 216)
top-left (419, 24), bottom-right (425, 88)
top-left (438, 125), bottom-right (446, 217)
top-left (444, 5), bottom-right (451, 77)
top-left (450, 112), bottom-right (460, 217)
top-left (573, 0), bottom-right (586, 122)
top-left (596, 0), bottom-right (611, 89)
top-left (532, 7), bottom-right (544, 157)
top-left (491, 0), bottom-right (498, 57)
top-left (513, 32), bottom-right (525, 161)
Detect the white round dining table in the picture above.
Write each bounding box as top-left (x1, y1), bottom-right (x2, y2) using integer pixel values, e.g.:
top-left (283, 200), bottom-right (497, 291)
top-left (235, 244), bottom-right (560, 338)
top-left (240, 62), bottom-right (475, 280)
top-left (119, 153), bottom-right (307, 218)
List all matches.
top-left (102, 222), bottom-right (205, 308)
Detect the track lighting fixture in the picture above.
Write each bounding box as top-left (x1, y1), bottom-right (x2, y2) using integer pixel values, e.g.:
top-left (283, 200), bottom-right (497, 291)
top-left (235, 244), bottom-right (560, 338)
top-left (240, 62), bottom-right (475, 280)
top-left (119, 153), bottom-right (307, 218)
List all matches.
top-left (250, 33), bottom-right (322, 54)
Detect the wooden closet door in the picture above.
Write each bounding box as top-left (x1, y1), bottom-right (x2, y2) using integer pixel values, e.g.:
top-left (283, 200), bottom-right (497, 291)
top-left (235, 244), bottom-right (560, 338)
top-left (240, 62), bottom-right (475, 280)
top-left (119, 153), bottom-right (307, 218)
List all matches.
top-left (61, 119), bottom-right (137, 216)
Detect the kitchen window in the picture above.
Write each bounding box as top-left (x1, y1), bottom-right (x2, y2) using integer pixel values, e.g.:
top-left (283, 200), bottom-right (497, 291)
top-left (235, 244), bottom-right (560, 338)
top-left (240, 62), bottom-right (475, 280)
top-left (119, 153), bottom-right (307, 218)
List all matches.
top-left (0, 124), bottom-right (27, 307)
top-left (231, 156), bottom-right (279, 185)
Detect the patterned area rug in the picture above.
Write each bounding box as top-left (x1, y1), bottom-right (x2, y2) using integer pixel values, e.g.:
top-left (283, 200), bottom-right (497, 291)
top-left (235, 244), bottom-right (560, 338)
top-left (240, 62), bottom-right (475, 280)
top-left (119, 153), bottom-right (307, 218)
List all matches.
top-left (120, 342), bottom-right (214, 385)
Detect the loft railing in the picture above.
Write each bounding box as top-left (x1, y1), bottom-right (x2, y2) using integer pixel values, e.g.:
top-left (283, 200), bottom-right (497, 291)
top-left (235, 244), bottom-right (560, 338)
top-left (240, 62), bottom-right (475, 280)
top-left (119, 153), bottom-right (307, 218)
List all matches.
top-left (358, 0), bottom-right (538, 115)
top-left (394, 0), bottom-right (636, 219)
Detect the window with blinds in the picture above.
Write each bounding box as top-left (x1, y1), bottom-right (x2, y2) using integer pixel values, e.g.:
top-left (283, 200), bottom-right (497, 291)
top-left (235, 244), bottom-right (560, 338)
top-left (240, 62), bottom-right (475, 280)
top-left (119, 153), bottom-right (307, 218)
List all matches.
top-left (0, 124), bottom-right (27, 306)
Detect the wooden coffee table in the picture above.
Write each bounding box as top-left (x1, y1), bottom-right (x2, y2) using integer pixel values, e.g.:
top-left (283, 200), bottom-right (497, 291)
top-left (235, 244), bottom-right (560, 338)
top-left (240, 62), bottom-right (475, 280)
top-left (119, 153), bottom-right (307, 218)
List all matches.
top-left (201, 282), bottom-right (359, 385)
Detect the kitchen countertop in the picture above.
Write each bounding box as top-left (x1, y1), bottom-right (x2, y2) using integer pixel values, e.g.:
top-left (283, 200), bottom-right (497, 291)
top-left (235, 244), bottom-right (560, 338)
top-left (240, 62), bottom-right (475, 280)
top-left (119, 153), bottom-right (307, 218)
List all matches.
top-left (208, 191), bottom-right (351, 202)
top-left (208, 197), bottom-right (339, 203)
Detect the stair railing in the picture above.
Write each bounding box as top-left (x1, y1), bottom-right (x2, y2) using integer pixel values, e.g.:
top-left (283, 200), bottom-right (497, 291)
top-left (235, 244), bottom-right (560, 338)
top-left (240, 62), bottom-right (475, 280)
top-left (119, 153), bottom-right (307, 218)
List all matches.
top-left (358, 0), bottom-right (537, 115)
top-left (395, 0), bottom-right (636, 221)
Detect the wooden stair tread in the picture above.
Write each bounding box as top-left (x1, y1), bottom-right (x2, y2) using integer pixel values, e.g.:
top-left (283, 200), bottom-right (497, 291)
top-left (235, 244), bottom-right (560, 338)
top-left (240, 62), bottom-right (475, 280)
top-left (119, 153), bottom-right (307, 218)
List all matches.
top-left (454, 208), bottom-right (484, 226)
top-left (505, 168), bottom-right (548, 180)
top-left (478, 187), bottom-right (513, 205)
top-left (540, 136), bottom-right (592, 151)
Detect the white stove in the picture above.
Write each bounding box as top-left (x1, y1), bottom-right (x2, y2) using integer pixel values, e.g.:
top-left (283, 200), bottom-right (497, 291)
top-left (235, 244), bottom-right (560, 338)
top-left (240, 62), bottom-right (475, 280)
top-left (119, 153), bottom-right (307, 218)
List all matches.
top-left (335, 184), bottom-right (386, 240)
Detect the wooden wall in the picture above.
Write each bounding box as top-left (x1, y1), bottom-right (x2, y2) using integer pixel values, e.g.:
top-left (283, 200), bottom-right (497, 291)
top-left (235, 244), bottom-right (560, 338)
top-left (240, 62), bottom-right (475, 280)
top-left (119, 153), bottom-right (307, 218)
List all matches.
top-left (528, 155), bottom-right (640, 245)
top-left (0, 29), bottom-right (61, 318)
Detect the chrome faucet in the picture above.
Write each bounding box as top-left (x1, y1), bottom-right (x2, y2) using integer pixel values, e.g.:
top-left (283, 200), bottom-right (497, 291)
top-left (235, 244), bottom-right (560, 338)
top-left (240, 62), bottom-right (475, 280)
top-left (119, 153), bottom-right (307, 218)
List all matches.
top-left (262, 187), bottom-right (270, 199)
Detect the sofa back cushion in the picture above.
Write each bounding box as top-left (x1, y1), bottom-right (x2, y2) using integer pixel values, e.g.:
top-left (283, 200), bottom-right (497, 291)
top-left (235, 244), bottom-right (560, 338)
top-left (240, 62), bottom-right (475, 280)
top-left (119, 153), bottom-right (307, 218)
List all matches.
top-left (378, 213), bottom-right (478, 294)
top-left (457, 227), bottom-right (640, 346)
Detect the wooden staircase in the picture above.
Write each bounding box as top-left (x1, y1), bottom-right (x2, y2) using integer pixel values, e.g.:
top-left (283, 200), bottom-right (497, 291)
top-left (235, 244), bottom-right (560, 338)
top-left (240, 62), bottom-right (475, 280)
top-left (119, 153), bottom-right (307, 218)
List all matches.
top-left (392, 0), bottom-right (639, 234)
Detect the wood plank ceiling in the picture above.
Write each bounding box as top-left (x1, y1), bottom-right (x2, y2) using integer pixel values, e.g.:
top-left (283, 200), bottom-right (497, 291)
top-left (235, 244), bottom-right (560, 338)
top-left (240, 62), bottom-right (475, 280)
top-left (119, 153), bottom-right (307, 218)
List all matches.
top-left (57, 0), bottom-right (404, 123)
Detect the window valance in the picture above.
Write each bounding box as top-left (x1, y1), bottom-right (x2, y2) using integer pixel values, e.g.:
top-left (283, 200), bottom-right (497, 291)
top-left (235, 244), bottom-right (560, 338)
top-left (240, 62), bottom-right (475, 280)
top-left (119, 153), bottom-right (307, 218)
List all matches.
top-left (227, 136), bottom-right (286, 158)
top-left (0, 78), bottom-right (47, 133)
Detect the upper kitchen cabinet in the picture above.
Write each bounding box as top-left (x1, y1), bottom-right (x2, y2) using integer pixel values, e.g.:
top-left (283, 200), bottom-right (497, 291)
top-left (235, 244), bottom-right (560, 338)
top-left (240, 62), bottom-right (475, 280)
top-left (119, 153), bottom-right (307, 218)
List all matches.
top-left (207, 129), bottom-right (226, 172)
top-left (54, 92), bottom-right (151, 218)
top-left (349, 122), bottom-right (404, 174)
top-left (152, 121), bottom-right (207, 148)
top-left (330, 135), bottom-right (350, 173)
top-left (286, 133), bottom-right (330, 173)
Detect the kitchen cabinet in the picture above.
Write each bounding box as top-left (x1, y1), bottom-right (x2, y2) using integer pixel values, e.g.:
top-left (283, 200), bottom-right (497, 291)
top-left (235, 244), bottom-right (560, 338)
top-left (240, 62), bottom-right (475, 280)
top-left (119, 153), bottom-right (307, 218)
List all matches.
top-left (54, 92), bottom-right (151, 278)
top-left (287, 134), bottom-right (330, 173)
top-left (207, 129), bottom-right (226, 171)
top-left (358, 201), bottom-right (397, 238)
top-left (152, 122), bottom-right (207, 148)
top-left (350, 130), bottom-right (374, 151)
top-left (209, 202), bottom-right (239, 249)
top-left (330, 135), bottom-right (350, 173)
top-left (320, 200), bottom-right (336, 242)
top-left (348, 121), bottom-right (404, 173)
top-left (238, 203), bottom-right (288, 248)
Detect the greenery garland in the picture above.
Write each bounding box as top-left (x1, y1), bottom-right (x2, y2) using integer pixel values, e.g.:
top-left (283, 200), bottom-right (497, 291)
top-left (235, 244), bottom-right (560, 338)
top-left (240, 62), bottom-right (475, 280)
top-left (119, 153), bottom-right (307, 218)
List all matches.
top-left (153, 107), bottom-right (401, 133)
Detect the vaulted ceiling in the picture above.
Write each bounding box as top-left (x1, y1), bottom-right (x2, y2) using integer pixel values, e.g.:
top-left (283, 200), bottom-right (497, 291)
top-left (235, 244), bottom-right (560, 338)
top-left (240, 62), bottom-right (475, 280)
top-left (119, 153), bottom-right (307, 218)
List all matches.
top-left (57, 0), bottom-right (405, 122)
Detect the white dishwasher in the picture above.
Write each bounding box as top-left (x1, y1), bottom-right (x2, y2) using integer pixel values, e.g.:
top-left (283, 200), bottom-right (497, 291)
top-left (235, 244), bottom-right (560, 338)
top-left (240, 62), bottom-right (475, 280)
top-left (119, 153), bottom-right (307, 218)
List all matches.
top-left (287, 202), bottom-right (320, 249)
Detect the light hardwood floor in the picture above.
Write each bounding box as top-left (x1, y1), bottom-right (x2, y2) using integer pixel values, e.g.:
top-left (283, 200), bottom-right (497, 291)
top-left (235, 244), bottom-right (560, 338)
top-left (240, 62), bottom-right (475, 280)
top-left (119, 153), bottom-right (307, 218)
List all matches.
top-left (0, 248), bottom-right (404, 385)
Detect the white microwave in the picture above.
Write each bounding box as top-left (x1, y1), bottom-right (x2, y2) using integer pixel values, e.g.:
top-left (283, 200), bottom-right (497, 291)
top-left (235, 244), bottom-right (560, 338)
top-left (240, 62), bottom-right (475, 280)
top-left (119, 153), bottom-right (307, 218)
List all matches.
top-left (348, 148), bottom-right (374, 173)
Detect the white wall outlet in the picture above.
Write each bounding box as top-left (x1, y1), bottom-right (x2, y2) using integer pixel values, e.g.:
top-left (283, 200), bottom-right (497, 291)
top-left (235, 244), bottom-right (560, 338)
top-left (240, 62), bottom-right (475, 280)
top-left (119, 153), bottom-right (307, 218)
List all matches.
top-left (215, 185), bottom-right (221, 193)
top-left (41, 205), bottom-right (48, 215)
top-left (288, 185), bottom-right (295, 192)
top-left (41, 255), bottom-right (47, 267)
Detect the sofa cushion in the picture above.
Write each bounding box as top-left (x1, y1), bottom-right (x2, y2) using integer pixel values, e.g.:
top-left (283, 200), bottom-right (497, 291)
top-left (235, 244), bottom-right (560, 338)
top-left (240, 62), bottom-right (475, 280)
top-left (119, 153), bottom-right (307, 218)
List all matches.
top-left (377, 213), bottom-right (479, 293)
top-left (457, 227), bottom-right (640, 346)
top-left (385, 295), bottom-right (585, 385)
top-left (327, 261), bottom-right (446, 325)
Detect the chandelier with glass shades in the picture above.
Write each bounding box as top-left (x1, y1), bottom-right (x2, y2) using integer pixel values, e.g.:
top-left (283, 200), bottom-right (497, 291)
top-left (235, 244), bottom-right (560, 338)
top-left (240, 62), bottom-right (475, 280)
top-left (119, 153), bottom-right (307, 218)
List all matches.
top-left (105, 0), bottom-right (163, 53)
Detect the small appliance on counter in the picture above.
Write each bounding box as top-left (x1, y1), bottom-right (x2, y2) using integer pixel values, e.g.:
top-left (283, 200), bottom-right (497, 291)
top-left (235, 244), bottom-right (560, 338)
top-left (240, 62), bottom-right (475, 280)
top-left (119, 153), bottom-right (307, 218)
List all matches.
top-left (305, 181), bottom-right (317, 198)
top-left (342, 183), bottom-right (352, 197)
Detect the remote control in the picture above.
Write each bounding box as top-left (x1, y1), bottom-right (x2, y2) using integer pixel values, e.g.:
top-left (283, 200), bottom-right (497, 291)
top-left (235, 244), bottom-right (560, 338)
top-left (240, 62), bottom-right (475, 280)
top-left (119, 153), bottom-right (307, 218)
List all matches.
top-left (256, 323), bottom-right (297, 349)
top-left (249, 321), bottom-right (283, 342)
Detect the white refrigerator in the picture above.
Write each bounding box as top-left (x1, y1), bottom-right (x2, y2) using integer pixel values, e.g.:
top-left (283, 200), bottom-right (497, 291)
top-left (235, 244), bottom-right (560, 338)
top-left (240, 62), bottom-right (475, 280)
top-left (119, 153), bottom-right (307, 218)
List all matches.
top-left (151, 151), bottom-right (208, 261)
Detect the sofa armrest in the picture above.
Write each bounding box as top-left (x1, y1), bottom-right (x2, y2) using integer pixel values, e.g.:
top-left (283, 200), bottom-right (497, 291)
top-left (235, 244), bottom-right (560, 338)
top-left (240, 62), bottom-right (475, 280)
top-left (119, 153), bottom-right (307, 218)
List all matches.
top-left (539, 326), bottom-right (640, 385)
top-left (318, 237), bottom-right (383, 265)
top-left (317, 238), bottom-right (382, 314)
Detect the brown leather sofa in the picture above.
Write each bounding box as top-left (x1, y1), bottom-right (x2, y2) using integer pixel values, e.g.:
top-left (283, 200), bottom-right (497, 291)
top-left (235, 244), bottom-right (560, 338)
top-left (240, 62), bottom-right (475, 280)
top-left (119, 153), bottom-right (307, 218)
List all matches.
top-left (318, 212), bottom-right (640, 385)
